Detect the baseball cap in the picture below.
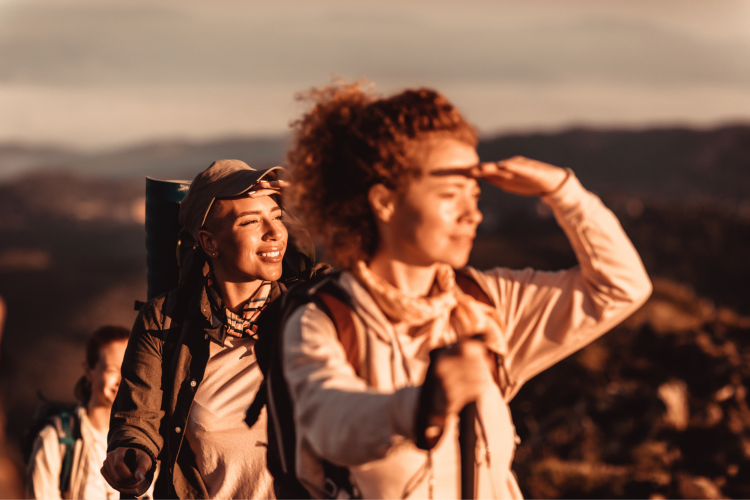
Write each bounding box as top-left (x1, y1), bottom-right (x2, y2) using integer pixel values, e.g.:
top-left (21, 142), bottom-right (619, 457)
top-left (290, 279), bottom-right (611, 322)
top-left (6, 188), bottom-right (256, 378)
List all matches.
top-left (179, 159), bottom-right (289, 241)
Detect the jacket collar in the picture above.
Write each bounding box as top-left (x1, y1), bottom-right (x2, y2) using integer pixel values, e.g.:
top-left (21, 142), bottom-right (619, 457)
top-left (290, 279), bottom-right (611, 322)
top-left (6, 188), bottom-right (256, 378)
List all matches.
top-left (196, 279), bottom-right (283, 347)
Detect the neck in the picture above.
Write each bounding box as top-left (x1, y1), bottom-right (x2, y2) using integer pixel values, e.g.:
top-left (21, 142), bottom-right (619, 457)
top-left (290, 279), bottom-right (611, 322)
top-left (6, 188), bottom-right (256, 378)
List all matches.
top-left (86, 400), bottom-right (110, 432)
top-left (368, 251), bottom-right (438, 297)
top-left (212, 272), bottom-right (264, 313)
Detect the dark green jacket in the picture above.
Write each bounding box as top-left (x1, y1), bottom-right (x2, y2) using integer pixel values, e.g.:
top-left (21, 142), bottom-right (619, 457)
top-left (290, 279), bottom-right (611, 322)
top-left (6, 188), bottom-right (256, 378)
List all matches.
top-left (108, 280), bottom-right (284, 499)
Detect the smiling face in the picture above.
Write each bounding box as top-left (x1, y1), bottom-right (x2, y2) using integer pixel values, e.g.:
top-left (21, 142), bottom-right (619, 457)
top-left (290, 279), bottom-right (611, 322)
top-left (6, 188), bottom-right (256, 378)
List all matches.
top-left (382, 137), bottom-right (482, 269)
top-left (86, 339), bottom-right (127, 409)
top-left (199, 194), bottom-right (288, 282)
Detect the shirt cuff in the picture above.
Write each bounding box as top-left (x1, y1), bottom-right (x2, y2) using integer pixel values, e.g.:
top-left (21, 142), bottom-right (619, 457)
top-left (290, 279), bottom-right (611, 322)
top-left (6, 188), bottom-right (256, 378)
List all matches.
top-left (540, 169), bottom-right (596, 220)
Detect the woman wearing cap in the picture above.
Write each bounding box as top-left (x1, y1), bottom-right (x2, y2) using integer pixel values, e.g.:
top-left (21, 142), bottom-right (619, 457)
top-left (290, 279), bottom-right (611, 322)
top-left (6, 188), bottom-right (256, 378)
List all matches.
top-left (281, 83), bottom-right (652, 498)
top-left (102, 160), bottom-right (288, 499)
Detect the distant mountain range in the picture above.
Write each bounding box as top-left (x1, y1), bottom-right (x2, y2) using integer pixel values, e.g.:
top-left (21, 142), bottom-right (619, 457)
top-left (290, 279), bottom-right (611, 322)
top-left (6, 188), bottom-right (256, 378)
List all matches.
top-left (2, 125), bottom-right (749, 205)
top-left (0, 136), bottom-right (288, 180)
top-left (478, 125), bottom-right (750, 204)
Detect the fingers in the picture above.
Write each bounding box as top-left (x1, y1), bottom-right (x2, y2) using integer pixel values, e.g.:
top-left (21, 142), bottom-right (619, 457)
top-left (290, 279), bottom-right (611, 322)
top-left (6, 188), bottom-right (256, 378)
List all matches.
top-left (113, 455), bottom-right (136, 482)
top-left (433, 340), bottom-right (493, 415)
top-left (256, 180), bottom-right (290, 189)
top-left (246, 188), bottom-right (281, 198)
top-left (473, 156), bottom-right (567, 196)
top-left (472, 162), bottom-right (514, 180)
top-left (134, 451), bottom-right (152, 482)
top-left (245, 180), bottom-right (290, 198)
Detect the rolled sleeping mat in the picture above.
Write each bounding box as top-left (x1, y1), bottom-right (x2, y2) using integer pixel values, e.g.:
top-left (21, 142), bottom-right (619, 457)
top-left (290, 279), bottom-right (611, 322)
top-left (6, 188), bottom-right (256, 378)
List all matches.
top-left (145, 177), bottom-right (191, 300)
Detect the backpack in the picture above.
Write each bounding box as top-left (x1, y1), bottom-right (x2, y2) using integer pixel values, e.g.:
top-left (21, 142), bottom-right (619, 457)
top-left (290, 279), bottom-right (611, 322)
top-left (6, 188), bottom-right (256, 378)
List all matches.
top-left (246, 268), bottom-right (496, 499)
top-left (22, 393), bottom-right (81, 495)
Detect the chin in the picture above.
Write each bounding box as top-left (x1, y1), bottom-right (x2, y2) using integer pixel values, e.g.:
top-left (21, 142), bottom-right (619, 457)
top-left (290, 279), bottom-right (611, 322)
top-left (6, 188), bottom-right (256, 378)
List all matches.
top-left (434, 251), bottom-right (471, 270)
top-left (254, 264), bottom-right (283, 282)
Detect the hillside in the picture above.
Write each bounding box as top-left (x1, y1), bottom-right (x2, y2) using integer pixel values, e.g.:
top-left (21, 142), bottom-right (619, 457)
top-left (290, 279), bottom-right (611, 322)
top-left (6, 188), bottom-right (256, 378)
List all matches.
top-left (1, 125), bottom-right (749, 498)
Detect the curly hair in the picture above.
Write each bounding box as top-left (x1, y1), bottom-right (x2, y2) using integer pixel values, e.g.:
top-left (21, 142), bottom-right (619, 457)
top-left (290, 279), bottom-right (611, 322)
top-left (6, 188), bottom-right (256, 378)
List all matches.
top-left (287, 81), bottom-right (477, 268)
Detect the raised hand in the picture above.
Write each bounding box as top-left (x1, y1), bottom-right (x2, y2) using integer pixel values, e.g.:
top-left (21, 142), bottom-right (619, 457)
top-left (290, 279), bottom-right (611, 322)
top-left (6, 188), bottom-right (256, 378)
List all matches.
top-left (246, 179), bottom-right (290, 198)
top-left (430, 340), bottom-right (494, 418)
top-left (471, 156), bottom-right (568, 197)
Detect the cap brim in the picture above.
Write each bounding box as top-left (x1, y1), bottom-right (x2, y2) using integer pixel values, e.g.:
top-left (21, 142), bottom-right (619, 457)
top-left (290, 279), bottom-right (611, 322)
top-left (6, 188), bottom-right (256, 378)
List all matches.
top-left (201, 166), bottom-right (290, 228)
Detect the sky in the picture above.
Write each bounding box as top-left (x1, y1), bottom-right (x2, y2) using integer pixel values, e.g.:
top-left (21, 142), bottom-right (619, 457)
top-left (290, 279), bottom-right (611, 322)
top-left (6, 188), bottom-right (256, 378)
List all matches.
top-left (1, 0), bottom-right (750, 150)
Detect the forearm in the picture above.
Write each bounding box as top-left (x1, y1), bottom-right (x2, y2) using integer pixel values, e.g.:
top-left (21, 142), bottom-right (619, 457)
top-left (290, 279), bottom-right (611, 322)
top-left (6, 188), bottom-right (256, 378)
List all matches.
top-left (284, 305), bottom-right (419, 465)
top-left (542, 171), bottom-right (652, 308)
top-left (480, 173), bottom-right (651, 396)
top-left (107, 312), bottom-right (166, 465)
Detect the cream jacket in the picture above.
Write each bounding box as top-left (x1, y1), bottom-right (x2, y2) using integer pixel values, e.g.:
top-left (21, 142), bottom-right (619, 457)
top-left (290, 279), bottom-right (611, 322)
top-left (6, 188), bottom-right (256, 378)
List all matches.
top-left (283, 174), bottom-right (652, 499)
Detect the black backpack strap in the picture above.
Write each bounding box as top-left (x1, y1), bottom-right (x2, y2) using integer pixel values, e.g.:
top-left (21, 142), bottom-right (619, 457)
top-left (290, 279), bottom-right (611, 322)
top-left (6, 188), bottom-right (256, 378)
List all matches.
top-left (253, 273), bottom-right (361, 499)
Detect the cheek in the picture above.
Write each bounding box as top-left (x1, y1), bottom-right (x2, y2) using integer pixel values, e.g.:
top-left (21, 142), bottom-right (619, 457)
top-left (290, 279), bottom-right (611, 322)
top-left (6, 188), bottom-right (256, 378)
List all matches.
top-left (103, 371), bottom-right (120, 388)
top-left (400, 199), bottom-right (455, 246)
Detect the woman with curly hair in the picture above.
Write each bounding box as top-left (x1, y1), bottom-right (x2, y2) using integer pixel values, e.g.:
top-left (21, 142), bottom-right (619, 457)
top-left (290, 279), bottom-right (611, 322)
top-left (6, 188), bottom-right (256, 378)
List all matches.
top-left (282, 81), bottom-right (652, 499)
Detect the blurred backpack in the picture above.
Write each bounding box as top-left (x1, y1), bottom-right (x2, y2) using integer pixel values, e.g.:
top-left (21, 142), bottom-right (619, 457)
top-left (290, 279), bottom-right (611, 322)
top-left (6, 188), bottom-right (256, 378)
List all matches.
top-left (22, 393), bottom-right (81, 495)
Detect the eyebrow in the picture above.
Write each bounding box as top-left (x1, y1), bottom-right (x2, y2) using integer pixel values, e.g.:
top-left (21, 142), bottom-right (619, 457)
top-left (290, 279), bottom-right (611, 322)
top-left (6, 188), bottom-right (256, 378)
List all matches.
top-left (236, 206), bottom-right (282, 217)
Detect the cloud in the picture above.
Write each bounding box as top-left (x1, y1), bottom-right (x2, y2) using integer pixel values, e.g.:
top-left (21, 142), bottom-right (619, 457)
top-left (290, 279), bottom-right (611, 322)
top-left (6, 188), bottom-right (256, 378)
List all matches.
top-left (0, 0), bottom-right (749, 147)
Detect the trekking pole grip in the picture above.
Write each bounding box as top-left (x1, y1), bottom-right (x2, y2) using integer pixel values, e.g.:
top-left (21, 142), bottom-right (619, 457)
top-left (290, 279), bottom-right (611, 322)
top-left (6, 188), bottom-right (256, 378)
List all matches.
top-left (120, 448), bottom-right (138, 500)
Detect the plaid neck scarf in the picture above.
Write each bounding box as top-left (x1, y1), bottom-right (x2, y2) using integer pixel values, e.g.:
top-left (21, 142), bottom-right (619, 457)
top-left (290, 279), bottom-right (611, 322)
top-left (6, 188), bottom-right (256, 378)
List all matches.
top-left (207, 276), bottom-right (272, 339)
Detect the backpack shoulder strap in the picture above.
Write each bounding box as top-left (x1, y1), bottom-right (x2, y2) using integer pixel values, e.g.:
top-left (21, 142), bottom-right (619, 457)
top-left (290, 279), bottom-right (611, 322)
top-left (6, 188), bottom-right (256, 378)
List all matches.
top-left (314, 286), bottom-right (364, 375)
top-left (54, 409), bottom-right (80, 495)
top-left (455, 268), bottom-right (494, 307)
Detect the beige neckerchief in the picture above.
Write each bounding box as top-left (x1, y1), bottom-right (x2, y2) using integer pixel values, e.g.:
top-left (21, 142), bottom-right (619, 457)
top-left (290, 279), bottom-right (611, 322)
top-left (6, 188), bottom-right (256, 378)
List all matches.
top-left (352, 260), bottom-right (457, 326)
top-left (351, 260), bottom-right (506, 357)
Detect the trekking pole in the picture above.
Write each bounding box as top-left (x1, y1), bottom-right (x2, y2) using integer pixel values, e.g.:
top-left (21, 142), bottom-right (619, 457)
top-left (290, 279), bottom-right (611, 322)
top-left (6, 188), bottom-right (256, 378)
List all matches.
top-left (120, 448), bottom-right (138, 500)
top-left (458, 402), bottom-right (477, 500)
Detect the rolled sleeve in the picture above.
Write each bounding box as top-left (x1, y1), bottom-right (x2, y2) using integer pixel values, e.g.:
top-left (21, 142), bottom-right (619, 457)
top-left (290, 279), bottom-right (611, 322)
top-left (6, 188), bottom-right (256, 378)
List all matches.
top-left (107, 303), bottom-right (166, 467)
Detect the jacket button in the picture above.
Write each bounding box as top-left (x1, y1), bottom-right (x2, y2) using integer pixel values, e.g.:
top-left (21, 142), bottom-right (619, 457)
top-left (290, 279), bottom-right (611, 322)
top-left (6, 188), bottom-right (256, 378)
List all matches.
top-left (175, 427), bottom-right (181, 433)
top-left (190, 380), bottom-right (197, 388)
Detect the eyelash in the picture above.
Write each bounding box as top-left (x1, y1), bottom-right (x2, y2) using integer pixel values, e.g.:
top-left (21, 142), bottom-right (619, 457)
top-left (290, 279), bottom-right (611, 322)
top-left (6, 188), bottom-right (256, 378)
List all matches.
top-left (239, 214), bottom-right (284, 226)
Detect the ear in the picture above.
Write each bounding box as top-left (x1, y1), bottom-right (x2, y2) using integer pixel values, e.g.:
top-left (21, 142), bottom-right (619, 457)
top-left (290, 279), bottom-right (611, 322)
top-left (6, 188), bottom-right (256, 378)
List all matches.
top-left (368, 184), bottom-right (396, 224)
top-left (198, 229), bottom-right (219, 256)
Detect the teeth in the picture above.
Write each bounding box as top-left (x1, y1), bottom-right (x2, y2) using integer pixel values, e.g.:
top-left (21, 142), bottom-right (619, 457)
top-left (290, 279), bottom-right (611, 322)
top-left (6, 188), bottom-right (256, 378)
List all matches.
top-left (260, 251), bottom-right (280, 258)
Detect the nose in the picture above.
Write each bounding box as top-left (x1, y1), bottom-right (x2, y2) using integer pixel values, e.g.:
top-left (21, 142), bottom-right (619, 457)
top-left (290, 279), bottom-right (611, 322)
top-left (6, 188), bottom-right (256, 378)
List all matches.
top-left (458, 194), bottom-right (483, 226)
top-left (262, 217), bottom-right (286, 242)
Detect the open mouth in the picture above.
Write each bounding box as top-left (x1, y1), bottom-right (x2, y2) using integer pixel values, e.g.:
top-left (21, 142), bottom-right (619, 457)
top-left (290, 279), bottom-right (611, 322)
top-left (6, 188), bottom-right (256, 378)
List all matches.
top-left (257, 247), bottom-right (285, 263)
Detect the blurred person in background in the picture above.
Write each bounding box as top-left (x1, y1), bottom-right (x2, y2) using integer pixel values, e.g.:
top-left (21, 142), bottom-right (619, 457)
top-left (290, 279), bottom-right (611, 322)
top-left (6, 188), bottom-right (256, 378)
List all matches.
top-left (0, 295), bottom-right (24, 499)
top-left (280, 82), bottom-right (652, 499)
top-left (25, 325), bottom-right (131, 500)
top-left (102, 161), bottom-right (289, 499)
